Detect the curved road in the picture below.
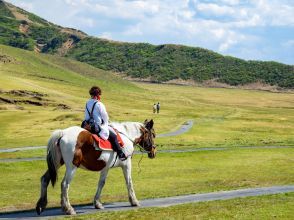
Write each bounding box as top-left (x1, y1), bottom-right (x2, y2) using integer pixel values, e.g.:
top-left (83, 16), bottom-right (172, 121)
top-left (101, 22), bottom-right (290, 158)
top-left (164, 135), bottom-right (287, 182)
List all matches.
top-left (0, 146), bottom-right (293, 163)
top-left (0, 120), bottom-right (194, 153)
top-left (0, 185), bottom-right (293, 219)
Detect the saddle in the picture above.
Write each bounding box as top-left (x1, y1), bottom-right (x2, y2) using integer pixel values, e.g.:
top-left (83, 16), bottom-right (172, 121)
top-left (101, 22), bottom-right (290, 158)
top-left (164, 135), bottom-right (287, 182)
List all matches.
top-left (92, 132), bottom-right (124, 151)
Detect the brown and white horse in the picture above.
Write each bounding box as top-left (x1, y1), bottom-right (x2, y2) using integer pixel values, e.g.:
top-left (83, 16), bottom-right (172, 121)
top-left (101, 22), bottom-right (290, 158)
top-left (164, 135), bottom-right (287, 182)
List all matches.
top-left (36, 119), bottom-right (156, 215)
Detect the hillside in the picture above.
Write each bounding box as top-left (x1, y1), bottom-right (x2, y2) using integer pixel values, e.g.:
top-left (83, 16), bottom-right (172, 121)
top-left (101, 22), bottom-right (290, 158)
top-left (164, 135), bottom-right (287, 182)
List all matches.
top-left (0, 44), bottom-right (142, 148)
top-left (0, 0), bottom-right (293, 88)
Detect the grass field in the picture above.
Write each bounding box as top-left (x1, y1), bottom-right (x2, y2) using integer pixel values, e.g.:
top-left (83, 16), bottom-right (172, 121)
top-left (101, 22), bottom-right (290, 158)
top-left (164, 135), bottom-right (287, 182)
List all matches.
top-left (0, 45), bottom-right (293, 218)
top-left (0, 148), bottom-right (293, 211)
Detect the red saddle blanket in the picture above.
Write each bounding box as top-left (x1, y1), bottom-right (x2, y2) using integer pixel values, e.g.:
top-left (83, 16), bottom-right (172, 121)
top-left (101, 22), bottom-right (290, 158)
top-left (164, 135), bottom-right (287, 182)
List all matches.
top-left (92, 132), bottom-right (124, 151)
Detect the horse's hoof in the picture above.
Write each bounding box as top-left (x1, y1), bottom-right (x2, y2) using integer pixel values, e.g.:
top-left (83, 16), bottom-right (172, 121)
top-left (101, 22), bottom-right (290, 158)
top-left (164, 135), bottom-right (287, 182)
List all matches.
top-left (36, 206), bottom-right (42, 215)
top-left (65, 208), bottom-right (76, 215)
top-left (94, 202), bottom-right (104, 209)
top-left (131, 201), bottom-right (140, 207)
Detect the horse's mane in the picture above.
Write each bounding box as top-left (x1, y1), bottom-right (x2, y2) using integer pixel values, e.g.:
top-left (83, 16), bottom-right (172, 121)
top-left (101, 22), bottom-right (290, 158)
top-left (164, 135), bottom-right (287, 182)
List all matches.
top-left (110, 121), bottom-right (143, 137)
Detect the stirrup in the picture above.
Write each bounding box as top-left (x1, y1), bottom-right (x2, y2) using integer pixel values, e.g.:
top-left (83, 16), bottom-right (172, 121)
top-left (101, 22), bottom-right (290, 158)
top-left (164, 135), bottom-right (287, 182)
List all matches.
top-left (118, 152), bottom-right (127, 161)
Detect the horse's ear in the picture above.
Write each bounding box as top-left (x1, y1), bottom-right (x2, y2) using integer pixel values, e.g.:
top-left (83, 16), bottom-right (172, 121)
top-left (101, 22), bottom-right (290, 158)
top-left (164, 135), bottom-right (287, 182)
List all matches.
top-left (144, 119), bottom-right (148, 125)
top-left (146, 119), bottom-right (154, 130)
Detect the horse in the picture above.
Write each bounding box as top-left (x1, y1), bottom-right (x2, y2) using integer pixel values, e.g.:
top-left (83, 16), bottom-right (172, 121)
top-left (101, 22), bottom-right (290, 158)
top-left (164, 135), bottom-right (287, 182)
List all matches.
top-left (36, 119), bottom-right (156, 215)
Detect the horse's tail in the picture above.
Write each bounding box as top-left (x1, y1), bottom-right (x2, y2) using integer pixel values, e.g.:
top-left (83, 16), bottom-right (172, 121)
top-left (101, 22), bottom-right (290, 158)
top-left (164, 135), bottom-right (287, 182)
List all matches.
top-left (47, 129), bottom-right (63, 187)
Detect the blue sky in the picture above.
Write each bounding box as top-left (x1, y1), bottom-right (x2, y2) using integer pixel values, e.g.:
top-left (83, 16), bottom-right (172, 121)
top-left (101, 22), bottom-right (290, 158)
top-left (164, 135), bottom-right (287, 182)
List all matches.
top-left (6, 0), bottom-right (294, 64)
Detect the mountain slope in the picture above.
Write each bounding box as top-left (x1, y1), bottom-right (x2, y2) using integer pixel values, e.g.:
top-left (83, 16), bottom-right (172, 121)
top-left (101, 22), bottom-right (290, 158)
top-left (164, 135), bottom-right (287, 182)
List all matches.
top-left (66, 39), bottom-right (294, 88)
top-left (0, 0), bottom-right (293, 88)
top-left (0, 44), bottom-right (140, 148)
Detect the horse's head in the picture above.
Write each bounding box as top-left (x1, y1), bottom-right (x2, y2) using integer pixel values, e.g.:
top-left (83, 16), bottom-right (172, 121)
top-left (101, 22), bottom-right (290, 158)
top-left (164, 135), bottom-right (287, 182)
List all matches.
top-left (137, 119), bottom-right (156, 159)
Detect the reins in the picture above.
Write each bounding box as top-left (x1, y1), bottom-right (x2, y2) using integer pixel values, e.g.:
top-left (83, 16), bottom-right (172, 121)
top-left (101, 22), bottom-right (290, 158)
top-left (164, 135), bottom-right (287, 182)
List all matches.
top-left (115, 130), bottom-right (151, 174)
top-left (116, 130), bottom-right (152, 154)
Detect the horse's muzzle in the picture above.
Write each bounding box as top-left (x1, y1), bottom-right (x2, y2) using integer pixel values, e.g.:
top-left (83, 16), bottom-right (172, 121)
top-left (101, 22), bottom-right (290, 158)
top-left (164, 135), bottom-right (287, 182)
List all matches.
top-left (148, 146), bottom-right (157, 159)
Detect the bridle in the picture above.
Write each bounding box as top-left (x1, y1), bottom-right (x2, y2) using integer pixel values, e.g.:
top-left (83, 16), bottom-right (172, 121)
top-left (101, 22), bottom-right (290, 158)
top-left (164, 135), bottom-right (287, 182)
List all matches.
top-left (117, 127), bottom-right (156, 154)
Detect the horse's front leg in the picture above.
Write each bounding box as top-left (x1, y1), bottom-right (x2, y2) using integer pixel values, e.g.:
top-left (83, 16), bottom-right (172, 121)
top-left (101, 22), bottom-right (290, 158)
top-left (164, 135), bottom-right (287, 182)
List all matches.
top-left (61, 165), bottom-right (77, 215)
top-left (94, 168), bottom-right (109, 209)
top-left (122, 159), bottom-right (140, 206)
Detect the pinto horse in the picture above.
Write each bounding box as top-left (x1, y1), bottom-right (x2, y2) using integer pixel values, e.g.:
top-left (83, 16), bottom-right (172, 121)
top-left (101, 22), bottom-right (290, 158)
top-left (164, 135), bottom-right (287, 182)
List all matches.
top-left (36, 119), bottom-right (156, 215)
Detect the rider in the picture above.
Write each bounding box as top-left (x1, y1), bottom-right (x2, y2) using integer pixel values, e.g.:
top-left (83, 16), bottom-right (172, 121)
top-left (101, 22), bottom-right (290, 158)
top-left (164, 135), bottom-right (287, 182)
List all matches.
top-left (84, 86), bottom-right (127, 161)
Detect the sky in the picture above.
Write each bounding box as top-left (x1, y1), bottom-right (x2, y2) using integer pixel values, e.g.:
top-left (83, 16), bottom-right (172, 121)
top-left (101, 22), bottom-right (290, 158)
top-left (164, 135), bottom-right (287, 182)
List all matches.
top-left (5, 0), bottom-right (294, 64)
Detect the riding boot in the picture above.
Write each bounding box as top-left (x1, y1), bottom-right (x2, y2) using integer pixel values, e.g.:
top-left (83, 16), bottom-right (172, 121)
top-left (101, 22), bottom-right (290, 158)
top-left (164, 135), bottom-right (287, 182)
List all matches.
top-left (108, 130), bottom-right (127, 161)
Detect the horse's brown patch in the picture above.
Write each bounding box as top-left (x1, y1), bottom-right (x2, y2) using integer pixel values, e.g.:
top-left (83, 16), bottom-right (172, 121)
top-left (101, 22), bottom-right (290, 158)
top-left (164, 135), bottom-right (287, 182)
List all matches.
top-left (73, 130), bottom-right (106, 171)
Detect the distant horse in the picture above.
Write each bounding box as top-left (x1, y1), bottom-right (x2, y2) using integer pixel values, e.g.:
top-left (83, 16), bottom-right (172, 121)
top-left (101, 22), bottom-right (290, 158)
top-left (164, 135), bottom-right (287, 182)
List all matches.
top-left (36, 119), bottom-right (156, 215)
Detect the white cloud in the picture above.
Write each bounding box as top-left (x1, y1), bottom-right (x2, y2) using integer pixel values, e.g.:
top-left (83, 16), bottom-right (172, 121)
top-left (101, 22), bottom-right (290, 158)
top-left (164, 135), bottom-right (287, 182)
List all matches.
top-left (282, 39), bottom-right (294, 47)
top-left (221, 0), bottom-right (240, 5)
top-left (218, 31), bottom-right (246, 52)
top-left (197, 3), bottom-right (235, 16)
top-left (122, 24), bottom-right (143, 36)
top-left (248, 0), bottom-right (294, 26)
top-left (99, 32), bottom-right (113, 39)
top-left (78, 17), bottom-right (95, 28)
top-left (93, 0), bottom-right (161, 19)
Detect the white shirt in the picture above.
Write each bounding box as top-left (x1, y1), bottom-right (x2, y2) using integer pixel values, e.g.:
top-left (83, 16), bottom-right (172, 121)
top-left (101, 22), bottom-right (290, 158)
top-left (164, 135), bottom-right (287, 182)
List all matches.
top-left (84, 98), bottom-right (109, 140)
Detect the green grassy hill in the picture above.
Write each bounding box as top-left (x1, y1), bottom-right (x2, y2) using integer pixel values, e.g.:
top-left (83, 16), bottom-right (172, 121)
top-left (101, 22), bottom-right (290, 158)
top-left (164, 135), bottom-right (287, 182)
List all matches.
top-left (1, 44), bottom-right (293, 149)
top-left (0, 44), bottom-right (142, 147)
top-left (0, 0), bottom-right (293, 88)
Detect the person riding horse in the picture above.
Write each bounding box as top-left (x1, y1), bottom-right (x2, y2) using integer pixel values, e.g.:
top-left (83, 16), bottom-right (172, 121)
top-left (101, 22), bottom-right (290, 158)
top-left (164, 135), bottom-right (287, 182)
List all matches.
top-left (84, 86), bottom-right (127, 160)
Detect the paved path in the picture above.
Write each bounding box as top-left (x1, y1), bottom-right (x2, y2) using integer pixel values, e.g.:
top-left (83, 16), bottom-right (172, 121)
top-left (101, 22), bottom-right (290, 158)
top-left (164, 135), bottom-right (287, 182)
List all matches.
top-left (1, 146), bottom-right (293, 163)
top-left (0, 146), bottom-right (46, 153)
top-left (0, 120), bottom-right (194, 153)
top-left (0, 185), bottom-right (293, 219)
top-left (157, 120), bottom-right (194, 137)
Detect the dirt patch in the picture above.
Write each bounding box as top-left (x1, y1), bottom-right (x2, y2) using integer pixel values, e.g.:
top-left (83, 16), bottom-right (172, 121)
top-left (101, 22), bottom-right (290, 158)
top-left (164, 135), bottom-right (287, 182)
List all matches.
top-left (5, 3), bottom-right (32, 23)
top-left (121, 75), bottom-right (293, 93)
top-left (238, 81), bottom-right (279, 91)
top-left (164, 78), bottom-right (198, 86)
top-left (0, 90), bottom-right (74, 110)
top-left (19, 23), bottom-right (29, 34)
top-left (6, 90), bottom-right (47, 98)
top-left (0, 96), bottom-right (42, 106)
top-left (0, 90), bottom-right (47, 107)
top-left (29, 75), bottom-right (67, 82)
top-left (57, 38), bottom-right (76, 56)
top-left (54, 104), bottom-right (71, 110)
top-left (0, 90), bottom-right (72, 110)
top-left (0, 55), bottom-right (16, 63)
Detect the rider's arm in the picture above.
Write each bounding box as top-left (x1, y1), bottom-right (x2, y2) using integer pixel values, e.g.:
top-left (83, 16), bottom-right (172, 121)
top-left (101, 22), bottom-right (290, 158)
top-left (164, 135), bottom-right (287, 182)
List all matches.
top-left (99, 102), bottom-right (109, 126)
top-left (96, 102), bottom-right (110, 140)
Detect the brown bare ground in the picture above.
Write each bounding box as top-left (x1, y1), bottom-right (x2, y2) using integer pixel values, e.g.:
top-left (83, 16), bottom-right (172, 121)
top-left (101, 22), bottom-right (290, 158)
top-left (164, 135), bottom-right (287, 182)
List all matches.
top-left (57, 38), bottom-right (76, 56)
top-left (0, 90), bottom-right (72, 109)
top-left (19, 23), bottom-right (29, 34)
top-left (5, 3), bottom-right (32, 23)
top-left (119, 74), bottom-right (293, 93)
top-left (0, 55), bottom-right (15, 63)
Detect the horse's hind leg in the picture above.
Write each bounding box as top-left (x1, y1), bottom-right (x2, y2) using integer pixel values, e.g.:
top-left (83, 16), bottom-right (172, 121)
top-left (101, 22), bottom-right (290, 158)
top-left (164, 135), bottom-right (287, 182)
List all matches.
top-left (36, 170), bottom-right (50, 215)
top-left (94, 168), bottom-right (109, 209)
top-left (122, 160), bottom-right (140, 206)
top-left (61, 164), bottom-right (77, 215)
